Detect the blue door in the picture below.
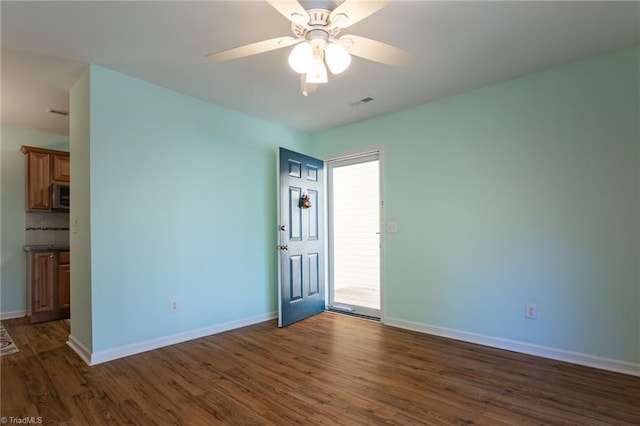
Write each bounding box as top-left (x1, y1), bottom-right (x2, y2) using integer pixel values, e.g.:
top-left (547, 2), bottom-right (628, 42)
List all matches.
top-left (278, 148), bottom-right (325, 327)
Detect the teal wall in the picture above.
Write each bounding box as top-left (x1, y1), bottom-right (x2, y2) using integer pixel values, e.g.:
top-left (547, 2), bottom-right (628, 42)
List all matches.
top-left (85, 66), bottom-right (310, 351)
top-left (311, 46), bottom-right (640, 363)
top-left (0, 126), bottom-right (68, 316)
top-left (5, 47), bottom-right (638, 367)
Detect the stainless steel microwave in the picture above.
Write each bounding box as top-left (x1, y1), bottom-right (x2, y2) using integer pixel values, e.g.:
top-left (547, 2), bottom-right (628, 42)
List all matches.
top-left (51, 183), bottom-right (70, 210)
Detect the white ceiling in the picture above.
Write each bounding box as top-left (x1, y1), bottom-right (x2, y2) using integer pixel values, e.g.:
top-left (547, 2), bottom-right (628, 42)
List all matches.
top-left (1, 1), bottom-right (638, 136)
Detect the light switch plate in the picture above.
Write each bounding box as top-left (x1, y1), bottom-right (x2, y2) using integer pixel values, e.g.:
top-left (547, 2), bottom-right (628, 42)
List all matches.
top-left (387, 221), bottom-right (398, 233)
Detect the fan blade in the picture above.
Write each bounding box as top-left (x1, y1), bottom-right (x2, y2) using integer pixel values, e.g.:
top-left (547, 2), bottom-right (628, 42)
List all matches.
top-left (329, 0), bottom-right (391, 29)
top-left (266, 0), bottom-right (310, 26)
top-left (337, 35), bottom-right (413, 67)
top-left (206, 37), bottom-right (301, 62)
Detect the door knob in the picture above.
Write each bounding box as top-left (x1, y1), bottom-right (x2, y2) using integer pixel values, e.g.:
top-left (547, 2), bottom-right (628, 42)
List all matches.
top-left (278, 244), bottom-right (289, 251)
top-left (279, 225), bottom-right (287, 231)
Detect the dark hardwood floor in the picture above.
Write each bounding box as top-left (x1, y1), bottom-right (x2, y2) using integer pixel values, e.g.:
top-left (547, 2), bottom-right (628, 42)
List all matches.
top-left (1, 312), bottom-right (639, 425)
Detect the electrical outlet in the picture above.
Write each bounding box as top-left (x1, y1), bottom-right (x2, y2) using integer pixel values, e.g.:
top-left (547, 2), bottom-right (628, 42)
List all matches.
top-left (171, 299), bottom-right (178, 312)
top-left (387, 221), bottom-right (398, 233)
top-left (526, 303), bottom-right (537, 319)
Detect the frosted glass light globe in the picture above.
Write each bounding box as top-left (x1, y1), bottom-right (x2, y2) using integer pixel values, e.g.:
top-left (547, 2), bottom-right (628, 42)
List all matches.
top-left (288, 42), bottom-right (313, 74)
top-left (325, 43), bottom-right (351, 75)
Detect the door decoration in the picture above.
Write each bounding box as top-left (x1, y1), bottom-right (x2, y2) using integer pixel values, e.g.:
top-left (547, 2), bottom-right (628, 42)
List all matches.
top-left (300, 193), bottom-right (312, 209)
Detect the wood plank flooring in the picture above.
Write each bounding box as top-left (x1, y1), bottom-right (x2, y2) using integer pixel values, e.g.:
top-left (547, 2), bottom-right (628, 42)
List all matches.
top-left (1, 312), bottom-right (639, 425)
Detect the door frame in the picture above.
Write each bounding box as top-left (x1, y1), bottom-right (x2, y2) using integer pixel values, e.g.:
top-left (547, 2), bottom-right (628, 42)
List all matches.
top-left (325, 146), bottom-right (384, 320)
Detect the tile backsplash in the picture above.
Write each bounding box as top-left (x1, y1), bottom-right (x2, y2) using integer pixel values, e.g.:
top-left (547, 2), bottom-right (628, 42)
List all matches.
top-left (25, 212), bottom-right (70, 246)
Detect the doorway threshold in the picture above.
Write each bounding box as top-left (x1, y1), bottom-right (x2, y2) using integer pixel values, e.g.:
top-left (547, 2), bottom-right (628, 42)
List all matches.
top-left (326, 308), bottom-right (380, 323)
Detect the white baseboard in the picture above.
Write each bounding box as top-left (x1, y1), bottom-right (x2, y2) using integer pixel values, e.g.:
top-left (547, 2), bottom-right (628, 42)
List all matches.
top-left (383, 316), bottom-right (640, 377)
top-left (67, 334), bottom-right (92, 365)
top-left (0, 310), bottom-right (26, 320)
top-left (74, 311), bottom-right (277, 366)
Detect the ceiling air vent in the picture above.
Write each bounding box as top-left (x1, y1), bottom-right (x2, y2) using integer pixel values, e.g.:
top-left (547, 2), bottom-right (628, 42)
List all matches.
top-left (350, 97), bottom-right (375, 108)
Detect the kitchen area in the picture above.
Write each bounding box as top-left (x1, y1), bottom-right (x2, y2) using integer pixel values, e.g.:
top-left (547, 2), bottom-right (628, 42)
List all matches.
top-left (21, 146), bottom-right (70, 323)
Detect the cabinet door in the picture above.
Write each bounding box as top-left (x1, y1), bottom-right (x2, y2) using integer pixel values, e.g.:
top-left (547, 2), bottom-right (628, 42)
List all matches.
top-left (30, 252), bottom-right (70, 323)
top-left (52, 153), bottom-right (70, 183)
top-left (27, 152), bottom-right (51, 210)
top-left (58, 264), bottom-right (71, 309)
top-left (32, 252), bottom-right (56, 315)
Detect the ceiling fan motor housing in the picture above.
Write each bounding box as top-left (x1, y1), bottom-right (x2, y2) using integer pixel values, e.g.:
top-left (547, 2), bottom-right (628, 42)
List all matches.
top-left (291, 8), bottom-right (341, 40)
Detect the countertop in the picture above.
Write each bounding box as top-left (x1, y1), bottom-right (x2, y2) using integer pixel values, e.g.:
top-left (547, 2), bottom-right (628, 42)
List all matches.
top-left (23, 245), bottom-right (70, 252)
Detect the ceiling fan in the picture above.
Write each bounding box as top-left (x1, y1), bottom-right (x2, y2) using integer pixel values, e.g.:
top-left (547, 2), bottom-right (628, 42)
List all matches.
top-left (206, 0), bottom-right (413, 96)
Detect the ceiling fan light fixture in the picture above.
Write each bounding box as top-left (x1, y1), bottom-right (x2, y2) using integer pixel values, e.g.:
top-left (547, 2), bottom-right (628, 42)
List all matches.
top-left (301, 74), bottom-right (318, 96)
top-left (208, 1), bottom-right (412, 97)
top-left (288, 41), bottom-right (313, 74)
top-left (306, 44), bottom-right (328, 84)
top-left (306, 58), bottom-right (328, 83)
top-left (325, 42), bottom-right (351, 75)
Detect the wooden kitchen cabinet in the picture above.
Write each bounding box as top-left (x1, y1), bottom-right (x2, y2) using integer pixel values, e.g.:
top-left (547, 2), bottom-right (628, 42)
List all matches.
top-left (52, 153), bottom-right (70, 183)
top-left (21, 146), bottom-right (70, 211)
top-left (58, 252), bottom-right (71, 309)
top-left (29, 250), bottom-right (70, 323)
top-left (30, 251), bottom-right (57, 323)
top-left (25, 150), bottom-right (52, 210)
